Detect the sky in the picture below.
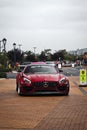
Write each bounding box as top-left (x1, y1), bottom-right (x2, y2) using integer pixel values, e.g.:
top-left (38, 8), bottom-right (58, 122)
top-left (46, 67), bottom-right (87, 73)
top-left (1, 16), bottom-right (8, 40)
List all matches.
top-left (0, 0), bottom-right (87, 53)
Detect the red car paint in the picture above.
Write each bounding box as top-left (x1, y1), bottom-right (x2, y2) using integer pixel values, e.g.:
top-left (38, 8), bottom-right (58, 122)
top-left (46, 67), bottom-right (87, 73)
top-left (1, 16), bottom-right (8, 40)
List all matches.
top-left (16, 64), bottom-right (70, 96)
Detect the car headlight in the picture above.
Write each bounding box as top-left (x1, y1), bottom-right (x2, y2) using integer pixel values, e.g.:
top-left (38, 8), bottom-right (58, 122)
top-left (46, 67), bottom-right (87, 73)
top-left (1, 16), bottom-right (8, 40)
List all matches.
top-left (23, 77), bottom-right (31, 84)
top-left (59, 77), bottom-right (67, 84)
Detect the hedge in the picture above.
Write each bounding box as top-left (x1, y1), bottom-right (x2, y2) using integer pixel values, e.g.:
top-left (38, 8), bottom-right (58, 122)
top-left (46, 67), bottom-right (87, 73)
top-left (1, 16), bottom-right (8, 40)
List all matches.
top-left (0, 72), bottom-right (7, 78)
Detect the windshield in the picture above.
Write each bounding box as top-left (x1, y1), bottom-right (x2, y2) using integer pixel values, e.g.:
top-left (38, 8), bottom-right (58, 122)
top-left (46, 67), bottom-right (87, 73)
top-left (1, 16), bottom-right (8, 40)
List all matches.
top-left (24, 65), bottom-right (58, 74)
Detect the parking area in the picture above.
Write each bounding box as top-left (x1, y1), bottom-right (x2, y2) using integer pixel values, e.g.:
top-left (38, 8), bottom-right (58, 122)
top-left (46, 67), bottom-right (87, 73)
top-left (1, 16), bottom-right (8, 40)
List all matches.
top-left (0, 77), bottom-right (87, 130)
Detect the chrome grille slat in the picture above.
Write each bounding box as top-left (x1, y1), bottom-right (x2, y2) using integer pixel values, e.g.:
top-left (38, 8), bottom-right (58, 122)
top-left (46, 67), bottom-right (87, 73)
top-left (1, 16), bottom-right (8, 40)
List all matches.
top-left (32, 81), bottom-right (58, 87)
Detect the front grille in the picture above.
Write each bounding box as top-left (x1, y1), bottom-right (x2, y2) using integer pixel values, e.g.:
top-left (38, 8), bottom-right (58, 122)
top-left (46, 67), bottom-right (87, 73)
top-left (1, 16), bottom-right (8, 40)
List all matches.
top-left (33, 82), bottom-right (43, 87)
top-left (32, 81), bottom-right (58, 87)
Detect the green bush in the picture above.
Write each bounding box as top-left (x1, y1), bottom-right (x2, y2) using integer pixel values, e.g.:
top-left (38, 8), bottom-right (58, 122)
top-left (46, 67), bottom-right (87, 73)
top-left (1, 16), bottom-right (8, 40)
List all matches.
top-left (0, 66), bottom-right (10, 72)
top-left (0, 72), bottom-right (7, 78)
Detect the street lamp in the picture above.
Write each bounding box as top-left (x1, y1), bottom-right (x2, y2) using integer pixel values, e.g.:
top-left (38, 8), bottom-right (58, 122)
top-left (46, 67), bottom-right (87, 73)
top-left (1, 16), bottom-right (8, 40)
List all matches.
top-left (2, 38), bottom-right (7, 52)
top-left (33, 47), bottom-right (36, 54)
top-left (13, 43), bottom-right (16, 67)
top-left (13, 43), bottom-right (16, 50)
top-left (18, 44), bottom-right (22, 54)
top-left (33, 47), bottom-right (37, 61)
top-left (0, 40), bottom-right (1, 52)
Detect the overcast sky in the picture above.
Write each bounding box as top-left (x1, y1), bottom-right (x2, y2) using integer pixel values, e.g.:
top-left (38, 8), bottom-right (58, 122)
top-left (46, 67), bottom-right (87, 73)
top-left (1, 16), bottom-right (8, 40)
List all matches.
top-left (0, 0), bottom-right (87, 53)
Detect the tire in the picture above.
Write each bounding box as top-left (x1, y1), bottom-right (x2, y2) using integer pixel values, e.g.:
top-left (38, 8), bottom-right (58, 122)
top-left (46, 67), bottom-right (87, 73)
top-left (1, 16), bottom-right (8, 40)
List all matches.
top-left (64, 86), bottom-right (69, 96)
top-left (64, 91), bottom-right (69, 96)
top-left (16, 83), bottom-right (18, 91)
top-left (17, 82), bottom-right (22, 96)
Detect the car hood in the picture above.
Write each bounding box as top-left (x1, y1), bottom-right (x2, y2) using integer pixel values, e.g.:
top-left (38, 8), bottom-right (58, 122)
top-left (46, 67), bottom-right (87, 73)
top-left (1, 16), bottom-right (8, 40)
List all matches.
top-left (24, 73), bottom-right (65, 82)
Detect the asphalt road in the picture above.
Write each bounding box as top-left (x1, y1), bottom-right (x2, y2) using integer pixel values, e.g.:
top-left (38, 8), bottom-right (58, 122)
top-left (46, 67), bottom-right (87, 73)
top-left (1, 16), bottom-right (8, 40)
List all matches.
top-left (62, 66), bottom-right (83, 76)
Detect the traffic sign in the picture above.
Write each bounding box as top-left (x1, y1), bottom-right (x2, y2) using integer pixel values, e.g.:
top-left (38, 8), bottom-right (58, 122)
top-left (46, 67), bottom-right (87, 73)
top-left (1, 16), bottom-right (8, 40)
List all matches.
top-left (80, 69), bottom-right (87, 85)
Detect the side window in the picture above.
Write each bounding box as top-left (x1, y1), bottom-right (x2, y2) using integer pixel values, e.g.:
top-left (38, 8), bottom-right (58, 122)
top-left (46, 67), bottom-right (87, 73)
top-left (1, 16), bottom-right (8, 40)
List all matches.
top-left (24, 66), bottom-right (34, 74)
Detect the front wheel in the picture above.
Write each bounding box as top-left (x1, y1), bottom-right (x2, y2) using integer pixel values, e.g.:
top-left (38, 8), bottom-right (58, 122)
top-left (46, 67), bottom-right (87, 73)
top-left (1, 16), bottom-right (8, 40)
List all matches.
top-left (16, 83), bottom-right (18, 91)
top-left (17, 83), bottom-right (22, 96)
top-left (64, 86), bottom-right (69, 96)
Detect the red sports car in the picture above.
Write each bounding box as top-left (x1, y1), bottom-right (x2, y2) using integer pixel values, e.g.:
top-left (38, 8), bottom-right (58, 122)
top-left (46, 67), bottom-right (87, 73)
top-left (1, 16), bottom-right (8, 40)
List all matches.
top-left (16, 64), bottom-right (70, 96)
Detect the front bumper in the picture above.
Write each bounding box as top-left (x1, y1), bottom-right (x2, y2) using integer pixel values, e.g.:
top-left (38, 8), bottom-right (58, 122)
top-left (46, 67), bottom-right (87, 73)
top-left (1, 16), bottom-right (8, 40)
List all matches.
top-left (19, 82), bottom-right (69, 95)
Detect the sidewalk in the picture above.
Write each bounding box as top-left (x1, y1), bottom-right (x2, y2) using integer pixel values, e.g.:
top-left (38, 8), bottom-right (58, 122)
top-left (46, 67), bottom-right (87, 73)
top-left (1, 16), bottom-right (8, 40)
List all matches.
top-left (34, 95), bottom-right (87, 130)
top-left (0, 76), bottom-right (87, 130)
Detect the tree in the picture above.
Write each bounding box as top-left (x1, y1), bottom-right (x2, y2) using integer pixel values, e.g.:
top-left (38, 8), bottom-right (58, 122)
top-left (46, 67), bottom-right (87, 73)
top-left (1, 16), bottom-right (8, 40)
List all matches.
top-left (7, 49), bottom-right (24, 64)
top-left (52, 50), bottom-right (66, 61)
top-left (25, 51), bottom-right (36, 62)
top-left (39, 51), bottom-right (46, 61)
top-left (0, 52), bottom-right (8, 68)
top-left (39, 49), bottom-right (52, 61)
top-left (83, 52), bottom-right (87, 64)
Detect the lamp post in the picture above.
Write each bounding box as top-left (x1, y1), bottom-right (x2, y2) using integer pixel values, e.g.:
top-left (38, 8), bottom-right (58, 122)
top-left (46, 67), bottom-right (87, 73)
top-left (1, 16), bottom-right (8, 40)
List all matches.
top-left (33, 47), bottom-right (36, 54)
top-left (2, 38), bottom-right (7, 52)
top-left (0, 40), bottom-right (1, 52)
top-left (33, 47), bottom-right (37, 61)
top-left (13, 43), bottom-right (16, 67)
top-left (18, 44), bottom-right (22, 54)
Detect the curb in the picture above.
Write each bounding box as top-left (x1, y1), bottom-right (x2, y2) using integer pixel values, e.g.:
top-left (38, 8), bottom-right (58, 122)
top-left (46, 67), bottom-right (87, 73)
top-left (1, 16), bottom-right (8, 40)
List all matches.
top-left (79, 84), bottom-right (87, 87)
top-left (0, 78), bottom-right (6, 80)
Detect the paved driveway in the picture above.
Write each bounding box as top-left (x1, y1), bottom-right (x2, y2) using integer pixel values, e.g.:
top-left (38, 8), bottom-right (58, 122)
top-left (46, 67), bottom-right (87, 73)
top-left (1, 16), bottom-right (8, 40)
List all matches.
top-left (0, 77), bottom-right (87, 130)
